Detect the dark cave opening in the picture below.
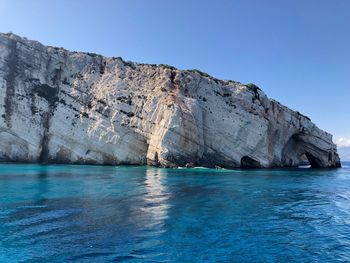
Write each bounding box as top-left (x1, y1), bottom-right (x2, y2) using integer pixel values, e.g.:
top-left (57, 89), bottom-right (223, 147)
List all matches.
top-left (304, 152), bottom-right (323, 168)
top-left (240, 156), bottom-right (261, 169)
top-left (297, 152), bottom-right (323, 168)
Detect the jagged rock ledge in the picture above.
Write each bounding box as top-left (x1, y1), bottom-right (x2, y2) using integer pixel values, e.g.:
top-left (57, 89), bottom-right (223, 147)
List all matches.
top-left (0, 33), bottom-right (341, 168)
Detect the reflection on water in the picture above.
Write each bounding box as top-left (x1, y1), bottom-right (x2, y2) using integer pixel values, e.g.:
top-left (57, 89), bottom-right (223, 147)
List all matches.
top-left (142, 168), bottom-right (170, 227)
top-left (0, 164), bottom-right (350, 262)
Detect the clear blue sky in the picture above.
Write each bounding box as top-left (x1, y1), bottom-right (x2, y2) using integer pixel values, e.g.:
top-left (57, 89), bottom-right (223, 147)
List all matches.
top-left (1, 0), bottom-right (349, 147)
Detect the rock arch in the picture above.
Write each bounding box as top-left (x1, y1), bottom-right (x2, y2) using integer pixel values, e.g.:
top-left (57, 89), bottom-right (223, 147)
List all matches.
top-left (281, 133), bottom-right (340, 168)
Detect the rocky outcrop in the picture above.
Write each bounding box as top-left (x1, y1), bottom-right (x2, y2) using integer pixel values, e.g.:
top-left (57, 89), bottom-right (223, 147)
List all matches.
top-left (0, 33), bottom-right (341, 168)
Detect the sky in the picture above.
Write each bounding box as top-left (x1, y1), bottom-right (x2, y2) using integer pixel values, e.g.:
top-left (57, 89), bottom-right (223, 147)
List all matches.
top-left (0, 0), bottom-right (349, 158)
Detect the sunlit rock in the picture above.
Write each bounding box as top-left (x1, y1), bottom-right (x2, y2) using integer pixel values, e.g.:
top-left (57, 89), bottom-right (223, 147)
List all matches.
top-left (0, 33), bottom-right (341, 168)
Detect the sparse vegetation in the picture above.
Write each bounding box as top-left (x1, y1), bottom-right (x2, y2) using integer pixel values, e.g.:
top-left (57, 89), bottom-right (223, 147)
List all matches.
top-left (187, 69), bottom-right (241, 86)
top-left (120, 110), bottom-right (135, 118)
top-left (158, 64), bottom-right (177, 70)
top-left (81, 112), bottom-right (89, 118)
top-left (224, 80), bottom-right (241, 85)
top-left (296, 111), bottom-right (311, 121)
top-left (86, 52), bottom-right (102, 58)
top-left (246, 83), bottom-right (261, 93)
top-left (246, 83), bottom-right (261, 103)
top-left (188, 69), bottom-right (211, 78)
top-left (124, 61), bottom-right (136, 69)
top-left (97, 99), bottom-right (107, 105)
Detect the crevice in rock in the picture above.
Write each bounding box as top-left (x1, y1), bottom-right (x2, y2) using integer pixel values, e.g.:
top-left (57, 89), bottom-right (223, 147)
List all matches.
top-left (169, 71), bottom-right (178, 90)
top-left (37, 68), bottom-right (62, 163)
top-left (3, 38), bottom-right (18, 128)
top-left (100, 58), bottom-right (106, 74)
top-left (38, 108), bottom-right (55, 163)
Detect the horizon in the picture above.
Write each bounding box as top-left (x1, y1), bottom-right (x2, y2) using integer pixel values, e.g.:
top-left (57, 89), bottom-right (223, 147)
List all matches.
top-left (0, 0), bottom-right (349, 160)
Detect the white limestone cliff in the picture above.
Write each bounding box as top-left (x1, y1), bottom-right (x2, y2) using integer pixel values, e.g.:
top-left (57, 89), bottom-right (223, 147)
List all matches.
top-left (0, 33), bottom-right (341, 168)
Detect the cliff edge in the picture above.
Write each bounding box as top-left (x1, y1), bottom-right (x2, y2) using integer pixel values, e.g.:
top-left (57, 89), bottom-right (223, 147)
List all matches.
top-left (0, 33), bottom-right (341, 168)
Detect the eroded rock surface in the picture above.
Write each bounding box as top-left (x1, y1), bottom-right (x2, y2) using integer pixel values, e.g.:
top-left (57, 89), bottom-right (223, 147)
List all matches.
top-left (0, 33), bottom-right (341, 168)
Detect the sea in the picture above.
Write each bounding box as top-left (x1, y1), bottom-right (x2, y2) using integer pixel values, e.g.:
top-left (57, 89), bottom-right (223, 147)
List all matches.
top-left (0, 162), bottom-right (350, 262)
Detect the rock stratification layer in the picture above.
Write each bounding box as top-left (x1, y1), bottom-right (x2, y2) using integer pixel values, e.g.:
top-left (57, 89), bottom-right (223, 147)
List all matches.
top-left (0, 33), bottom-right (341, 168)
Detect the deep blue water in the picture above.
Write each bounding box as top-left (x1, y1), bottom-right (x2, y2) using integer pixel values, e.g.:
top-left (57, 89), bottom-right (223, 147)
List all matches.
top-left (0, 163), bottom-right (350, 262)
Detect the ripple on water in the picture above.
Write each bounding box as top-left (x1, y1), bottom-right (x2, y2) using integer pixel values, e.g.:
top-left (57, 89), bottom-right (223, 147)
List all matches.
top-left (0, 164), bottom-right (350, 262)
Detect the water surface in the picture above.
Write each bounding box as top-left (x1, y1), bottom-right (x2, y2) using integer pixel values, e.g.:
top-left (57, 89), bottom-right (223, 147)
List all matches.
top-left (1, 163), bottom-right (350, 262)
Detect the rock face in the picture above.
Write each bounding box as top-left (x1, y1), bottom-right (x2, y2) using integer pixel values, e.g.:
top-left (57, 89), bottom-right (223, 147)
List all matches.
top-left (0, 33), bottom-right (341, 168)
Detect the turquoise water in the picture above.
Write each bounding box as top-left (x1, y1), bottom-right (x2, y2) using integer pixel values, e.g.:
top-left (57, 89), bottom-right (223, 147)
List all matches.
top-left (0, 163), bottom-right (350, 262)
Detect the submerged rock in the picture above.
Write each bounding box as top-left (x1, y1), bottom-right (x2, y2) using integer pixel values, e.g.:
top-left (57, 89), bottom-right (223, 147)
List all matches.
top-left (0, 33), bottom-right (341, 168)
